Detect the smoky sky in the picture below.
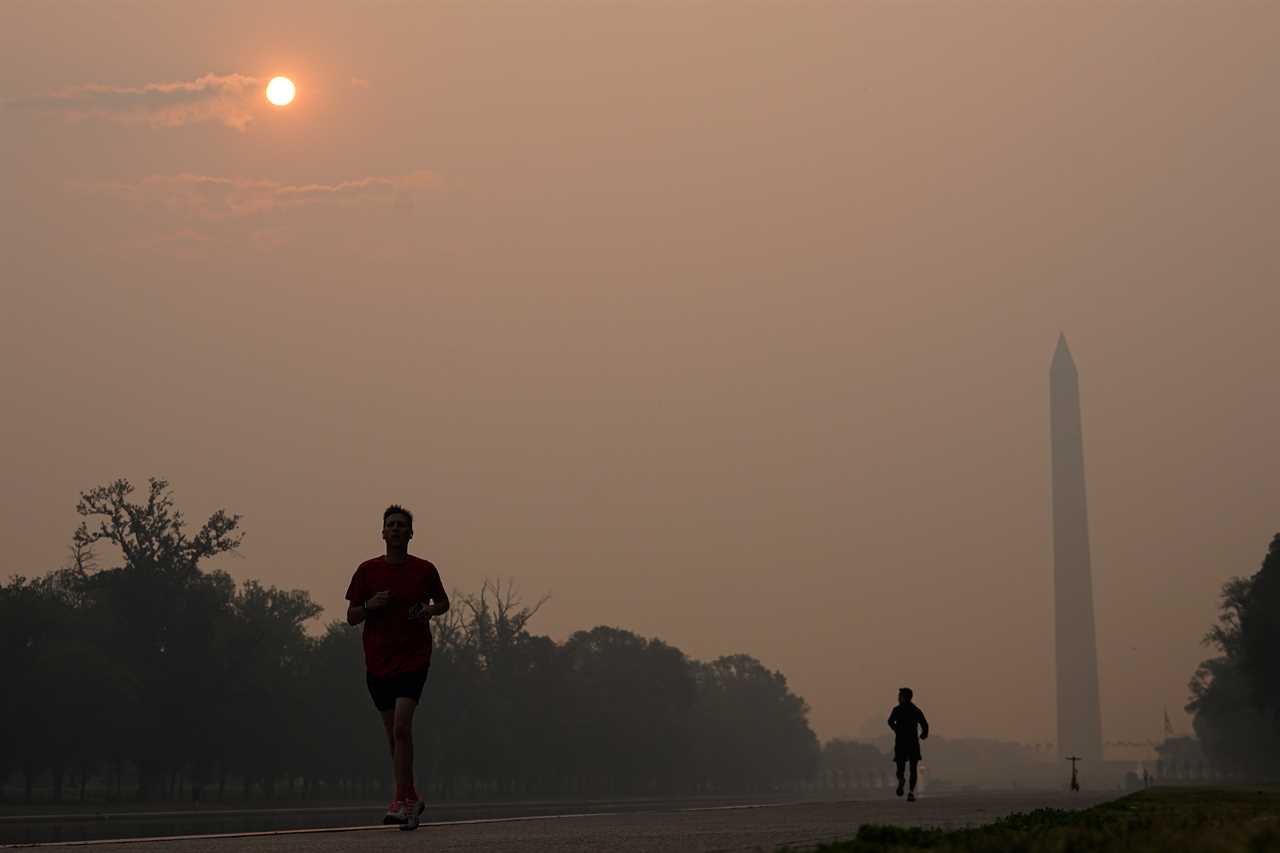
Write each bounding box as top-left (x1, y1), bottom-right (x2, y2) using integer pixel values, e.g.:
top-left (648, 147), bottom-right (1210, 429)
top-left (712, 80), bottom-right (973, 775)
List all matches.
top-left (2, 0), bottom-right (1277, 745)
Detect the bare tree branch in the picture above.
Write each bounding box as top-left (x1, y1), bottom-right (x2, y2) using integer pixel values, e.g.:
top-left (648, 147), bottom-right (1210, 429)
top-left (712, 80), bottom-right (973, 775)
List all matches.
top-left (71, 477), bottom-right (243, 576)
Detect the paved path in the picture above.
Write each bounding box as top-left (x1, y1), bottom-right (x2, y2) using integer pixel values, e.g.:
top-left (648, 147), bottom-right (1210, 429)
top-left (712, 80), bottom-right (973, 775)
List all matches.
top-left (3, 791), bottom-right (1119, 852)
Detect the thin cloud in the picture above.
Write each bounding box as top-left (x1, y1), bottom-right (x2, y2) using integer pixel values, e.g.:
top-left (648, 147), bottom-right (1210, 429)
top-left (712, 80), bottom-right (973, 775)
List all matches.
top-left (7, 73), bottom-right (263, 130)
top-left (76, 171), bottom-right (437, 221)
top-left (71, 170), bottom-right (439, 256)
top-left (122, 227), bottom-right (214, 257)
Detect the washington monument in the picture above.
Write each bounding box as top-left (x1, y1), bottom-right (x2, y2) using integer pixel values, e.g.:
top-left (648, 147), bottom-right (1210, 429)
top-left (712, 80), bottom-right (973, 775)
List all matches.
top-left (1050, 335), bottom-right (1104, 762)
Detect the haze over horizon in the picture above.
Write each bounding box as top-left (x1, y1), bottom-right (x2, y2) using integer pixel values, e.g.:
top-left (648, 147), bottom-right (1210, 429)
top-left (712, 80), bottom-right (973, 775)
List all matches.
top-left (3, 1), bottom-right (1277, 747)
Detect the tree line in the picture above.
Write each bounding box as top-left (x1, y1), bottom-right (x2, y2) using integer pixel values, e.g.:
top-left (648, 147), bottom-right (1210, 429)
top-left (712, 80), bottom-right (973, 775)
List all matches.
top-left (1186, 532), bottom-right (1280, 779)
top-left (0, 478), bottom-right (821, 803)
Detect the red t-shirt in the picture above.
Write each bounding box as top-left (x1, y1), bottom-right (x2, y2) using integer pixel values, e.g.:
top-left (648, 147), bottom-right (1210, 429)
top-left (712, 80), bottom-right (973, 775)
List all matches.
top-left (345, 555), bottom-right (447, 677)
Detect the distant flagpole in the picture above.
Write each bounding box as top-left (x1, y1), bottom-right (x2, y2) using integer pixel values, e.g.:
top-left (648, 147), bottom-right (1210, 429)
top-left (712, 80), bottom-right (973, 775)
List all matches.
top-left (1163, 706), bottom-right (1174, 738)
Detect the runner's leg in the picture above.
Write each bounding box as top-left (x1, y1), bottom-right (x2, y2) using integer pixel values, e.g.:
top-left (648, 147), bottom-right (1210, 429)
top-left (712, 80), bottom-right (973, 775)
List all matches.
top-left (393, 696), bottom-right (418, 796)
top-left (371, 685), bottom-right (405, 824)
top-left (380, 709), bottom-right (396, 789)
top-left (908, 759), bottom-right (918, 792)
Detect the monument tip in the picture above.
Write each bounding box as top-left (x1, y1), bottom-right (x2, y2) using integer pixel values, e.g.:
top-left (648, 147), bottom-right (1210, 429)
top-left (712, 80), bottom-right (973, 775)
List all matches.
top-left (1051, 333), bottom-right (1075, 369)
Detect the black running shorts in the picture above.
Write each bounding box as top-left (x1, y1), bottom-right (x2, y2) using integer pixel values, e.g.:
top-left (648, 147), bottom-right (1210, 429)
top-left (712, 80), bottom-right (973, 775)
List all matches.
top-left (366, 667), bottom-right (430, 711)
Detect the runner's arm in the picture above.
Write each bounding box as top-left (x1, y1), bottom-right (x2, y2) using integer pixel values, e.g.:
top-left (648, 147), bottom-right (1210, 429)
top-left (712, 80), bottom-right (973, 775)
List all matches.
top-left (345, 568), bottom-right (369, 626)
top-left (347, 602), bottom-right (368, 625)
top-left (424, 588), bottom-right (451, 617)
top-left (348, 589), bottom-right (390, 624)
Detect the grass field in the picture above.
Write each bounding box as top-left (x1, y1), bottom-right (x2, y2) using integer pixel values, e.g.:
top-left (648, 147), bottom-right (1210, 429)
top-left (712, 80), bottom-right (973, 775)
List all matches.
top-left (807, 787), bottom-right (1280, 853)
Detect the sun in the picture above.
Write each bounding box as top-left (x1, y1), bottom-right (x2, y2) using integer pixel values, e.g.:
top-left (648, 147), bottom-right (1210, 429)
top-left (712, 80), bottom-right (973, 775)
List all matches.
top-left (266, 76), bottom-right (296, 106)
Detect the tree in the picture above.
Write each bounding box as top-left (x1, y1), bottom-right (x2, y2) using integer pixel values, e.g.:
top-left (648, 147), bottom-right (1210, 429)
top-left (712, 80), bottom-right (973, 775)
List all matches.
top-left (820, 739), bottom-right (886, 790)
top-left (220, 581), bottom-right (323, 798)
top-left (71, 477), bottom-right (244, 798)
top-left (0, 574), bottom-right (63, 801)
top-left (1187, 533), bottom-right (1280, 778)
top-left (72, 477), bottom-right (243, 578)
top-left (563, 626), bottom-right (697, 794)
top-left (454, 579), bottom-right (552, 794)
top-left (691, 655), bottom-right (820, 792)
top-left (1237, 535), bottom-right (1280, 718)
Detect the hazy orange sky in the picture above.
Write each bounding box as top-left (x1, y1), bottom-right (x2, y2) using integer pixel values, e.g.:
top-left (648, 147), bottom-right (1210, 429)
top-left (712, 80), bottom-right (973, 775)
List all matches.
top-left (3, 1), bottom-right (1277, 747)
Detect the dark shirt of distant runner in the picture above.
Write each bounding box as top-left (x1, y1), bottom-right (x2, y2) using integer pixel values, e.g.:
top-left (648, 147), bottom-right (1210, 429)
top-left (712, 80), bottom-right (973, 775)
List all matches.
top-left (888, 702), bottom-right (929, 763)
top-left (345, 555), bottom-right (446, 677)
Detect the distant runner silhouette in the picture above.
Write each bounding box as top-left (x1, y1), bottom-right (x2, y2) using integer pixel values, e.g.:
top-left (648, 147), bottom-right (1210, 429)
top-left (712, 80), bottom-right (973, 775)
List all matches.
top-left (888, 687), bottom-right (929, 802)
top-left (345, 505), bottom-right (450, 831)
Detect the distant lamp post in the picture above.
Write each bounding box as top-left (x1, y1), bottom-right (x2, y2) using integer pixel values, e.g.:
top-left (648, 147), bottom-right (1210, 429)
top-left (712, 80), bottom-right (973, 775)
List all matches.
top-left (1066, 755), bottom-right (1082, 791)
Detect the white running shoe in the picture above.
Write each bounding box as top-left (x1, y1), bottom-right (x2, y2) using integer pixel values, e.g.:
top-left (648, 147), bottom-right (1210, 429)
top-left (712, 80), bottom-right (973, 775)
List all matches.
top-left (383, 799), bottom-right (406, 824)
top-left (399, 798), bottom-right (425, 831)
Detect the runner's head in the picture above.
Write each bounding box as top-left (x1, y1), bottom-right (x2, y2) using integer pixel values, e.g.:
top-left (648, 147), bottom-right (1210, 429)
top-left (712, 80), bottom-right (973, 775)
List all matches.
top-left (382, 504), bottom-right (414, 550)
top-left (898, 687), bottom-right (913, 704)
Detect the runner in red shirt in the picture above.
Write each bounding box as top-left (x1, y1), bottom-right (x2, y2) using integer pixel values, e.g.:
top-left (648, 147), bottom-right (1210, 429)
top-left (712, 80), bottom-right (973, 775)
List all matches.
top-left (345, 505), bottom-right (449, 831)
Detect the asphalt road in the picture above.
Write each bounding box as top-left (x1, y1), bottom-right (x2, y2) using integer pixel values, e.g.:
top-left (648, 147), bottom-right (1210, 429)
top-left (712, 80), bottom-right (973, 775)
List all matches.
top-left (2, 790), bottom-right (1120, 852)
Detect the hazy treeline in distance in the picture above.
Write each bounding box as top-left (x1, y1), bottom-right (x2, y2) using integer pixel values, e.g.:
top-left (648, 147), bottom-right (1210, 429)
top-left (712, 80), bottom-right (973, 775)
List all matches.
top-left (1, 478), bottom-right (822, 803)
top-left (5, 478), bottom-right (1271, 804)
